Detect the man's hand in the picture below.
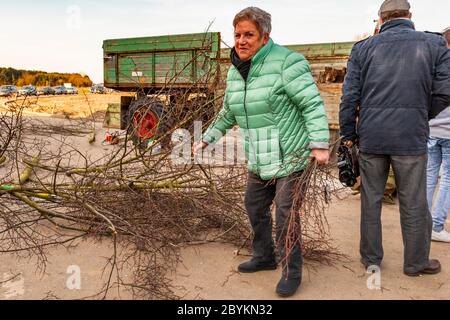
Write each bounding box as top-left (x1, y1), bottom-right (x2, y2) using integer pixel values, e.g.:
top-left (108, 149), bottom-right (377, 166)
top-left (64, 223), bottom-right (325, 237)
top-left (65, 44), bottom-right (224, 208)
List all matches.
top-left (192, 141), bottom-right (208, 155)
top-left (310, 149), bottom-right (330, 165)
top-left (344, 140), bottom-right (354, 148)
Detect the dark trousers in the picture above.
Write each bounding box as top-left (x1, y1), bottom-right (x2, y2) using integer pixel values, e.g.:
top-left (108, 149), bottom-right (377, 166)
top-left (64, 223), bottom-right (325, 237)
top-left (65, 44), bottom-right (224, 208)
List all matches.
top-left (359, 153), bottom-right (432, 274)
top-left (244, 171), bottom-right (303, 279)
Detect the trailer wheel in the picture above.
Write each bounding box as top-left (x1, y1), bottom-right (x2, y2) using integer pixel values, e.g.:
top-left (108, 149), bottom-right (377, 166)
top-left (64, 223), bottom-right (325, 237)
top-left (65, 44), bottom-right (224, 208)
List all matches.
top-left (127, 98), bottom-right (170, 149)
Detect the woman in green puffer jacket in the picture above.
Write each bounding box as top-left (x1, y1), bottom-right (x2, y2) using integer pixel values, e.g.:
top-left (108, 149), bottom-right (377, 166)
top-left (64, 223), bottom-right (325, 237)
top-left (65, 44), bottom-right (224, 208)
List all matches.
top-left (193, 7), bottom-right (330, 297)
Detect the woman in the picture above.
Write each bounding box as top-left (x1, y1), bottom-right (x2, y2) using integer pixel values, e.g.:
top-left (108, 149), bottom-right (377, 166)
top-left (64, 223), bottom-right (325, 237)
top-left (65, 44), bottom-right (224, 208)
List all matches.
top-left (193, 7), bottom-right (330, 297)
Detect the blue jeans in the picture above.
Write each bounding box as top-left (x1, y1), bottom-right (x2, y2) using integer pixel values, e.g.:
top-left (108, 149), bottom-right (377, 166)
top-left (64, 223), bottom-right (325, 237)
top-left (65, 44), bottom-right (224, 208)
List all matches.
top-left (427, 137), bottom-right (450, 232)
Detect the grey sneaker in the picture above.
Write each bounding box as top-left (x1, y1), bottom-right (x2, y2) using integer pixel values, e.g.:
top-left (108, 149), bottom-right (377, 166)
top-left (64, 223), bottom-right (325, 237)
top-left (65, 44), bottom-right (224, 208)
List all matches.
top-left (432, 230), bottom-right (450, 243)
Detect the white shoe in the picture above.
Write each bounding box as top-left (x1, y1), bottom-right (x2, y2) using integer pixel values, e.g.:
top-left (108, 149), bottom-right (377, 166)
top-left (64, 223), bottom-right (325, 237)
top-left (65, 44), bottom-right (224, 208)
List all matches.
top-left (432, 230), bottom-right (450, 243)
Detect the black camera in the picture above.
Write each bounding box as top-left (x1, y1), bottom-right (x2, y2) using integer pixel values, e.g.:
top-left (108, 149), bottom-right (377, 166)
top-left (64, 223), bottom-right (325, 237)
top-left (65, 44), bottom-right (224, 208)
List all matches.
top-left (337, 143), bottom-right (360, 187)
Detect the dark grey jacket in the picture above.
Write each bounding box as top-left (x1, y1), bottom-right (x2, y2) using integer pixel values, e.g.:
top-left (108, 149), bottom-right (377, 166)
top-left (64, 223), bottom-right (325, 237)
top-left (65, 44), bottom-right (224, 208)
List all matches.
top-left (339, 19), bottom-right (450, 155)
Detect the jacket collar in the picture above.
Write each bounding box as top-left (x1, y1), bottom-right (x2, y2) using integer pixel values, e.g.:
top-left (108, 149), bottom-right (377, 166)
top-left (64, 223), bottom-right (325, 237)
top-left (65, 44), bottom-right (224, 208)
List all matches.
top-left (250, 38), bottom-right (274, 65)
top-left (230, 38), bottom-right (274, 80)
top-left (380, 18), bottom-right (415, 33)
top-left (231, 48), bottom-right (251, 81)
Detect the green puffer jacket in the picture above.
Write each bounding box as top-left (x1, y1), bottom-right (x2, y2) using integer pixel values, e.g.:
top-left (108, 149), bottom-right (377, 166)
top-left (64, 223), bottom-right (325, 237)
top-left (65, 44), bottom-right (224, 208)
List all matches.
top-left (203, 38), bottom-right (329, 180)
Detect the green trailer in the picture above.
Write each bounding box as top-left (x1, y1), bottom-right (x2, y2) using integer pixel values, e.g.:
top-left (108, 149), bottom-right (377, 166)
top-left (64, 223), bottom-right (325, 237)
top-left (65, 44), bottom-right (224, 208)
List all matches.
top-left (102, 31), bottom-right (354, 146)
top-left (103, 32), bottom-right (221, 92)
top-left (103, 32), bottom-right (222, 147)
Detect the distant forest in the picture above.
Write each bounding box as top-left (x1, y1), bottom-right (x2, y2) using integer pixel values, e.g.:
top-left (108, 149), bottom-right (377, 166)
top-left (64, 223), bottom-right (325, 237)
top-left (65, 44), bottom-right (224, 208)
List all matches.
top-left (0, 67), bottom-right (93, 87)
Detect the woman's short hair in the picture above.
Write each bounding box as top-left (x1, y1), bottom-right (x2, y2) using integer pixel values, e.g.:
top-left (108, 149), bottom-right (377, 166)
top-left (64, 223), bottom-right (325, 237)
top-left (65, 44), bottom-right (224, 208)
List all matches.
top-left (380, 10), bottom-right (410, 22)
top-left (233, 7), bottom-right (272, 36)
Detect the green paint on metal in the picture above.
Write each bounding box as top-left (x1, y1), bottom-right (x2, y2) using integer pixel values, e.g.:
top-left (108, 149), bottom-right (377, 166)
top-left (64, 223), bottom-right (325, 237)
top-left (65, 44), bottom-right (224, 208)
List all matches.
top-left (104, 32), bottom-right (221, 90)
top-left (104, 32), bottom-right (220, 53)
top-left (285, 41), bottom-right (355, 60)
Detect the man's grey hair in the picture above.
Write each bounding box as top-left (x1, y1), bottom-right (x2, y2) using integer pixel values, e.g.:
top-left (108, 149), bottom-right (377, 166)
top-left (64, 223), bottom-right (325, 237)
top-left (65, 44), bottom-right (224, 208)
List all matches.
top-left (233, 7), bottom-right (272, 36)
top-left (443, 27), bottom-right (450, 44)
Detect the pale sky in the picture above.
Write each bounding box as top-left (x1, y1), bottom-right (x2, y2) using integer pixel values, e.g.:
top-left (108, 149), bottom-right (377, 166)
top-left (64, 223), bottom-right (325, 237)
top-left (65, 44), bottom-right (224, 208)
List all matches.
top-left (0, 0), bottom-right (448, 83)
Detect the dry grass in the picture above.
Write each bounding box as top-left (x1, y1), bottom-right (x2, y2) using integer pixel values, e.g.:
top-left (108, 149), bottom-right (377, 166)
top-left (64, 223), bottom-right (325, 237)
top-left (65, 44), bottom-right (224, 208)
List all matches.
top-left (0, 93), bottom-right (129, 119)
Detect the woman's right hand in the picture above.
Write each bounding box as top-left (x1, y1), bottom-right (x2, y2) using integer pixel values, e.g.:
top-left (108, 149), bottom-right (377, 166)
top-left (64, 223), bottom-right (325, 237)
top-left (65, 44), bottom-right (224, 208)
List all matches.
top-left (192, 141), bottom-right (208, 155)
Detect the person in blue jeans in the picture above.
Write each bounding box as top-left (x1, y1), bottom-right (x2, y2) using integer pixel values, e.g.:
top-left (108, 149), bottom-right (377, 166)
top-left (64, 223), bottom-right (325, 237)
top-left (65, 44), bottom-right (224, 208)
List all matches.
top-left (427, 27), bottom-right (450, 242)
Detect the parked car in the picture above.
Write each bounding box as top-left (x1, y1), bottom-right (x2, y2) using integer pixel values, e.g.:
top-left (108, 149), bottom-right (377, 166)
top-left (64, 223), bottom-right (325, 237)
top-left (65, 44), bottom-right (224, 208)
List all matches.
top-left (18, 85), bottom-right (37, 96)
top-left (90, 84), bottom-right (106, 94)
top-left (66, 87), bottom-right (78, 95)
top-left (53, 86), bottom-right (67, 95)
top-left (0, 85), bottom-right (18, 97)
top-left (37, 87), bottom-right (55, 95)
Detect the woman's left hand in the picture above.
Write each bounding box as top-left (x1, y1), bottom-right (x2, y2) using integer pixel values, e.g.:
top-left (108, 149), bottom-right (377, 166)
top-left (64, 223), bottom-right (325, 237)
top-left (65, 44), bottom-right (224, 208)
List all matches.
top-left (310, 149), bottom-right (330, 165)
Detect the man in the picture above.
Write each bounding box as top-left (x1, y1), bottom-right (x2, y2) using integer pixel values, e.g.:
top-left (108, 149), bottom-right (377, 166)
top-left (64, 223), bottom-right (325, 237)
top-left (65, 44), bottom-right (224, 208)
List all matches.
top-left (340, 0), bottom-right (449, 276)
top-left (427, 27), bottom-right (450, 243)
top-left (193, 7), bottom-right (329, 297)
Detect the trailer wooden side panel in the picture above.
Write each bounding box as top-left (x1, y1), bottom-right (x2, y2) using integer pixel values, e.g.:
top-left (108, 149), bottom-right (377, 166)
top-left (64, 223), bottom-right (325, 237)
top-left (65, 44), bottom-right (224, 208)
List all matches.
top-left (103, 32), bottom-right (221, 91)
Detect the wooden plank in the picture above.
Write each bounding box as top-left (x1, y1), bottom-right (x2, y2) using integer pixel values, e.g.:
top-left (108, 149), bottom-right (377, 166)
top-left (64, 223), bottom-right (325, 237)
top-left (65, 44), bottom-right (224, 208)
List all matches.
top-left (118, 54), bottom-right (154, 85)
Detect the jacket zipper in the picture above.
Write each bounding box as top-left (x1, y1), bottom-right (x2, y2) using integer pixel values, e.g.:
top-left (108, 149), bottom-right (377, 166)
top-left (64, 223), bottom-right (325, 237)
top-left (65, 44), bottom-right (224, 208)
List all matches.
top-left (278, 140), bottom-right (284, 163)
top-left (243, 80), bottom-right (260, 175)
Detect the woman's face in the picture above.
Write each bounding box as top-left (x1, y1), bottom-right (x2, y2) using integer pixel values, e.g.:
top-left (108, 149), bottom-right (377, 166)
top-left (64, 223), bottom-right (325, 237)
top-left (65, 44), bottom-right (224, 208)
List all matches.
top-left (234, 20), bottom-right (269, 61)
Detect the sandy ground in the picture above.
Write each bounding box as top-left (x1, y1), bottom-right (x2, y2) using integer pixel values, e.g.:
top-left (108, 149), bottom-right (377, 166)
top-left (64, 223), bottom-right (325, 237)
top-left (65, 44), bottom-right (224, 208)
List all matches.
top-left (0, 107), bottom-right (449, 300)
top-left (172, 196), bottom-right (450, 300)
top-left (1, 193), bottom-right (448, 300)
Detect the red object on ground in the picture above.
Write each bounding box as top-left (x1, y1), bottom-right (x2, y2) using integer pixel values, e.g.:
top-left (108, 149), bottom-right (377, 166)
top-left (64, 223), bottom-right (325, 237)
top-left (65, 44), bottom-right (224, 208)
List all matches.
top-left (104, 131), bottom-right (120, 145)
top-left (105, 133), bottom-right (114, 142)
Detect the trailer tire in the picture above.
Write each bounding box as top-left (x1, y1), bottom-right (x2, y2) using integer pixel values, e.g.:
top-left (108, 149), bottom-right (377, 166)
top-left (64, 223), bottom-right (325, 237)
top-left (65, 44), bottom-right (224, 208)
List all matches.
top-left (127, 98), bottom-right (172, 150)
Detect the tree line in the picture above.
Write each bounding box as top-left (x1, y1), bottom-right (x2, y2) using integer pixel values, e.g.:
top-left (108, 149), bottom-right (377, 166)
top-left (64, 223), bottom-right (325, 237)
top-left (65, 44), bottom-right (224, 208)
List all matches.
top-left (0, 67), bottom-right (93, 87)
